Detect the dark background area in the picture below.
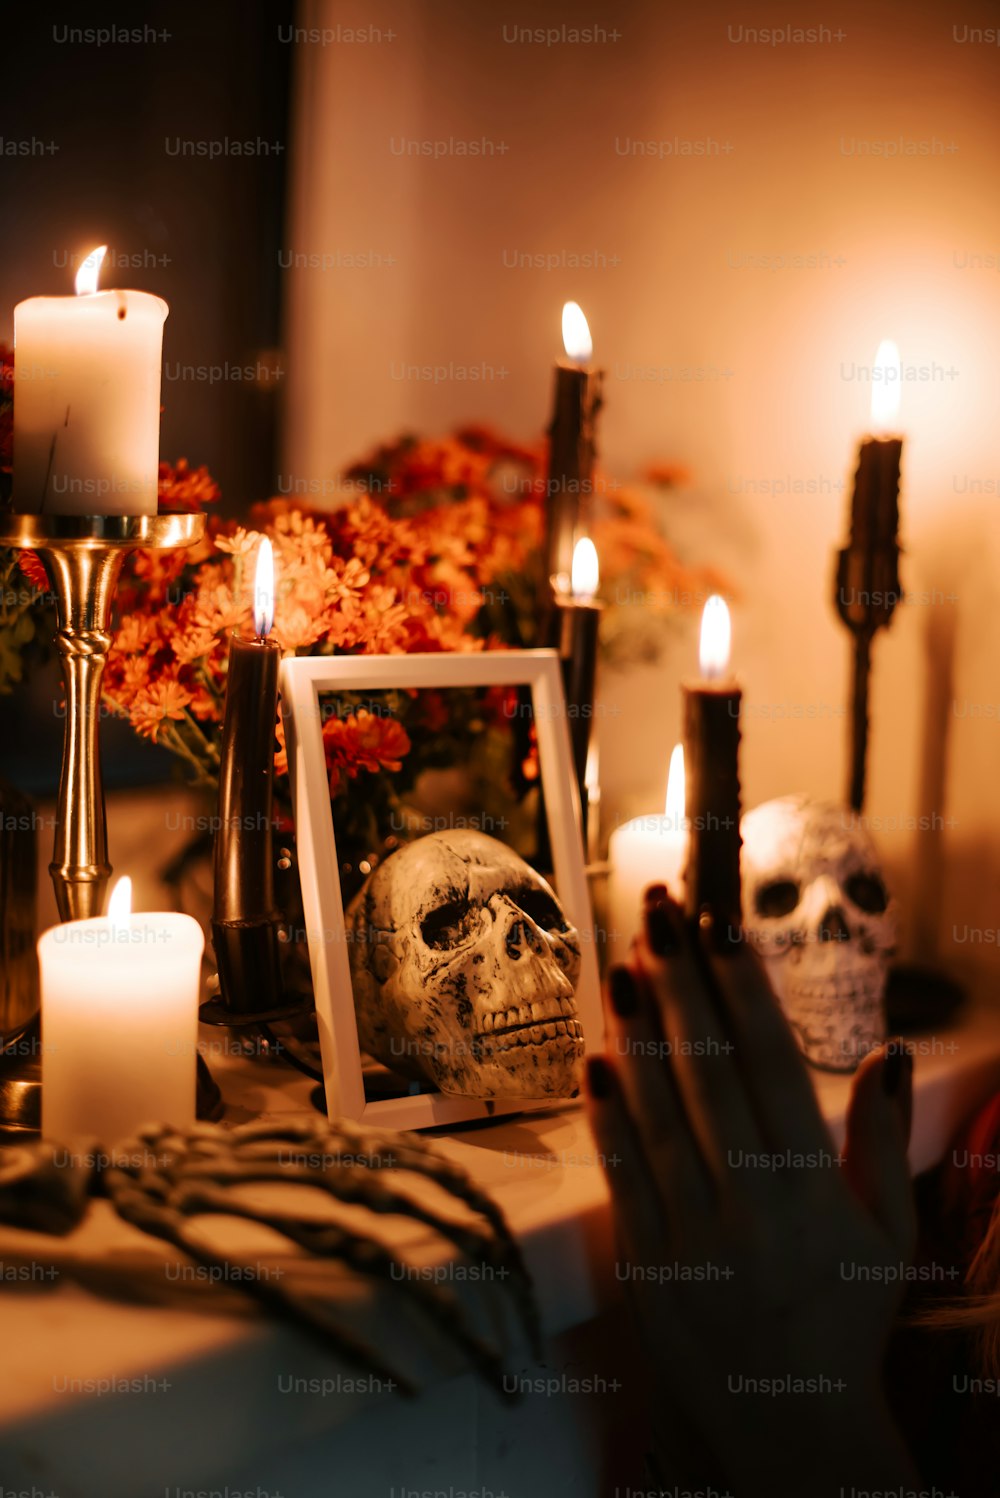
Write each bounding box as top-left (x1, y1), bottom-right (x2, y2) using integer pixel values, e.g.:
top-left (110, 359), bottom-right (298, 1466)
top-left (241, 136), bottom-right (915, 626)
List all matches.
top-left (0, 1), bottom-right (294, 792)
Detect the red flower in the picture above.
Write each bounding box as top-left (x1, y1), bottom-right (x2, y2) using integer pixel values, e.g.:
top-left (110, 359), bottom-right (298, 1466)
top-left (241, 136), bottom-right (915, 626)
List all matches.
top-left (17, 551), bottom-right (49, 591)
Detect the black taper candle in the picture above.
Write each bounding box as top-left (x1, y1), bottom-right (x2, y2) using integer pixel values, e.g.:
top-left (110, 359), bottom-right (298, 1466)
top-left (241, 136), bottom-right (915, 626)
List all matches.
top-left (835, 437), bottom-right (903, 811)
top-left (682, 679), bottom-right (743, 934)
top-left (549, 594), bottom-right (601, 839)
top-left (545, 304), bottom-right (603, 589)
top-left (212, 591), bottom-right (284, 1014)
top-left (682, 597), bottom-right (742, 936)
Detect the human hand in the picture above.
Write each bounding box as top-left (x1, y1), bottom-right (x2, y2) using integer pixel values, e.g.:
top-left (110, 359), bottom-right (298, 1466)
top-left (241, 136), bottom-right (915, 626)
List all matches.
top-left (585, 887), bottom-right (919, 1495)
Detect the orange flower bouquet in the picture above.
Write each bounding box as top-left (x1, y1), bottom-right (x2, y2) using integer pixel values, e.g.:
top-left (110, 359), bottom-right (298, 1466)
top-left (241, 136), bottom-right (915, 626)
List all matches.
top-left (0, 389), bottom-right (727, 868)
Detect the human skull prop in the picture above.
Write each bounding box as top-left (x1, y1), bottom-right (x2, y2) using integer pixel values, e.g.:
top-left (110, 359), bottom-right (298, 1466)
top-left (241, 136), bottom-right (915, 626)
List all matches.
top-left (346, 830), bottom-right (584, 1099)
top-left (740, 795), bottom-right (897, 1072)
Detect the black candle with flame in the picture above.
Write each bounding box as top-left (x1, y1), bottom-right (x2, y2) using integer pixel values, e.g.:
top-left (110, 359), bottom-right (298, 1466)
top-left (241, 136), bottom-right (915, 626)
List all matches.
top-left (682, 596), bottom-right (742, 938)
top-left (212, 538), bottom-right (284, 1015)
top-left (549, 536), bottom-right (602, 841)
top-left (545, 301), bottom-right (603, 591)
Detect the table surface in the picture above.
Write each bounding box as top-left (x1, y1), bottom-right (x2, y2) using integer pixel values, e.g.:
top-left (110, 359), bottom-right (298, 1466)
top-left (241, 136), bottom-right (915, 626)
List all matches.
top-left (7, 725), bottom-right (999, 1486)
top-left (7, 789), bottom-right (1000, 1493)
top-left (1, 993), bottom-right (999, 1451)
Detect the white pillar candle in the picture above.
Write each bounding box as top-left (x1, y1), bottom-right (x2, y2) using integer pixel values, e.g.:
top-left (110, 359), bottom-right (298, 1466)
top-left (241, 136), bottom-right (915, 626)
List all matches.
top-left (39, 879), bottom-right (204, 1145)
top-left (607, 745), bottom-right (687, 966)
top-left (13, 246), bottom-right (168, 516)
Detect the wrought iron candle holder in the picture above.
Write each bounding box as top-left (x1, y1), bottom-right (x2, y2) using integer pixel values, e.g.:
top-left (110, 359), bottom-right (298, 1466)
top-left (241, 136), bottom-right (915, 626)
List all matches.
top-left (0, 512), bottom-right (206, 922)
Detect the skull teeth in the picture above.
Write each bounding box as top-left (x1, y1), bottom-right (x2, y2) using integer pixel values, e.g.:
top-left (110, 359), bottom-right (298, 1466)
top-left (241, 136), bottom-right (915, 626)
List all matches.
top-left (482, 997), bottom-right (578, 1036)
top-left (785, 981), bottom-right (881, 1004)
top-left (482, 1018), bottom-right (584, 1052)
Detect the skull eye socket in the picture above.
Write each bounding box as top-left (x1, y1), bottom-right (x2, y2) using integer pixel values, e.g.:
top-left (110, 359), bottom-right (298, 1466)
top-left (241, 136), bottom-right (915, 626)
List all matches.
top-left (755, 879), bottom-right (800, 919)
top-left (421, 897), bottom-right (472, 949)
top-left (514, 887), bottom-right (569, 935)
top-left (845, 872), bottom-right (888, 914)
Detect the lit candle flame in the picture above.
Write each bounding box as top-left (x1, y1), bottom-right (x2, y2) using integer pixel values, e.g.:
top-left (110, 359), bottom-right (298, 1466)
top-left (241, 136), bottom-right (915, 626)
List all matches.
top-left (664, 743), bottom-right (685, 828)
top-left (107, 875), bottom-right (132, 929)
top-left (571, 535), bottom-right (599, 602)
top-left (585, 739), bottom-right (600, 795)
top-left (254, 538), bottom-right (275, 638)
top-left (75, 245), bottom-right (108, 296)
top-left (699, 595), bottom-right (731, 680)
top-left (870, 338), bottom-right (901, 433)
top-left (562, 301), bottom-right (593, 364)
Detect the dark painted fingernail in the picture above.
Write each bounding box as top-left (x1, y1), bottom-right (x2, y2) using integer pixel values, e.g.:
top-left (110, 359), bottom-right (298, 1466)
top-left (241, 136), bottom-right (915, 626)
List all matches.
top-left (644, 900), bottom-right (678, 958)
top-left (586, 1055), bottom-right (615, 1099)
top-left (882, 1040), bottom-right (912, 1095)
top-left (609, 965), bottom-right (640, 1017)
top-left (643, 883), bottom-right (669, 906)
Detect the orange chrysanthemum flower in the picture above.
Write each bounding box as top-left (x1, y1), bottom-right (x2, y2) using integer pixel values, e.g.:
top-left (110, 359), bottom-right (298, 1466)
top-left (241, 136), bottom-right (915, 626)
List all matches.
top-left (10, 421), bottom-right (729, 802)
top-left (158, 459), bottom-right (221, 514)
top-left (129, 679), bottom-right (195, 742)
top-left (323, 710), bottom-right (411, 795)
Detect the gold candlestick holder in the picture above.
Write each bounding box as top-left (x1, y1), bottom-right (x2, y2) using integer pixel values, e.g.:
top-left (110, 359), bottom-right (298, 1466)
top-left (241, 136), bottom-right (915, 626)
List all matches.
top-left (0, 512), bottom-right (206, 922)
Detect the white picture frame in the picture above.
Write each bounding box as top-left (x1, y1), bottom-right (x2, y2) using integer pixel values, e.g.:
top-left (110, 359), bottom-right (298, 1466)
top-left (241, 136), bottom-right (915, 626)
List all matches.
top-left (280, 649), bottom-right (603, 1129)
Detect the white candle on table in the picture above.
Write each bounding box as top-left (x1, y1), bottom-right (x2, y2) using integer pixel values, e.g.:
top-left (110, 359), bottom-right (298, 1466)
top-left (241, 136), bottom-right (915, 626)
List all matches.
top-left (13, 245), bottom-right (168, 516)
top-left (39, 877), bottom-right (204, 1145)
top-left (607, 744), bottom-right (686, 965)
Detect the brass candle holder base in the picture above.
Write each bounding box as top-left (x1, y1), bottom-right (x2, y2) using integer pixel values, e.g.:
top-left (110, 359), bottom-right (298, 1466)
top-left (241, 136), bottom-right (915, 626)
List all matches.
top-left (0, 512), bottom-right (206, 922)
top-left (0, 1018), bottom-right (224, 1138)
top-left (0, 1022), bottom-right (43, 1136)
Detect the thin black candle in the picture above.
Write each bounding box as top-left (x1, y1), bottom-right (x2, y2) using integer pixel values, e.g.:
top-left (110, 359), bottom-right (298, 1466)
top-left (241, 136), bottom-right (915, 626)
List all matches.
top-left (549, 537), bottom-right (602, 835)
top-left (534, 536), bottom-right (602, 876)
top-left (835, 341), bottom-right (904, 812)
top-left (212, 539), bottom-right (284, 1015)
top-left (682, 596), bottom-right (742, 938)
top-left (545, 302), bottom-right (603, 590)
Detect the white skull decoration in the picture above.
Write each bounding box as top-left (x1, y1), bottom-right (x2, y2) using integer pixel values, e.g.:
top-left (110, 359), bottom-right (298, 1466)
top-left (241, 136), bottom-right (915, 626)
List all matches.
top-left (346, 830), bottom-right (584, 1099)
top-left (740, 795), bottom-right (897, 1072)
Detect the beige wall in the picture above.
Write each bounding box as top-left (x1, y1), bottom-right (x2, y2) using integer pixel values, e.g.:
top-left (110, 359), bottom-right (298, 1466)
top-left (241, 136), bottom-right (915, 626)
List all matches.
top-left (284, 0), bottom-right (1000, 980)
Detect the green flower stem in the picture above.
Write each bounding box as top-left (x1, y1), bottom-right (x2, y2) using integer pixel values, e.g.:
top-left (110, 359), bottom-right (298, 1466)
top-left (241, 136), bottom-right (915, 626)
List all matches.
top-left (159, 723), bottom-right (218, 789)
top-left (181, 706), bottom-right (220, 764)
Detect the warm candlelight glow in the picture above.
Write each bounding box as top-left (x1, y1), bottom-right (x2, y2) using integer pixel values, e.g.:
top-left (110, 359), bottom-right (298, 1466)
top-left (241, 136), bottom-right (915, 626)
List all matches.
top-left (74, 244), bottom-right (108, 296)
top-left (664, 743), bottom-right (685, 827)
top-left (561, 301), bottom-right (593, 364)
top-left (571, 535), bottom-right (599, 602)
top-left (15, 241), bottom-right (167, 514)
top-left (607, 740), bottom-right (686, 957)
top-left (870, 338), bottom-right (901, 433)
top-left (40, 871), bottom-right (204, 1143)
top-left (585, 739), bottom-right (600, 795)
top-left (699, 595), bottom-right (732, 680)
top-left (107, 875), bottom-right (132, 927)
top-left (254, 538), bottom-right (275, 638)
